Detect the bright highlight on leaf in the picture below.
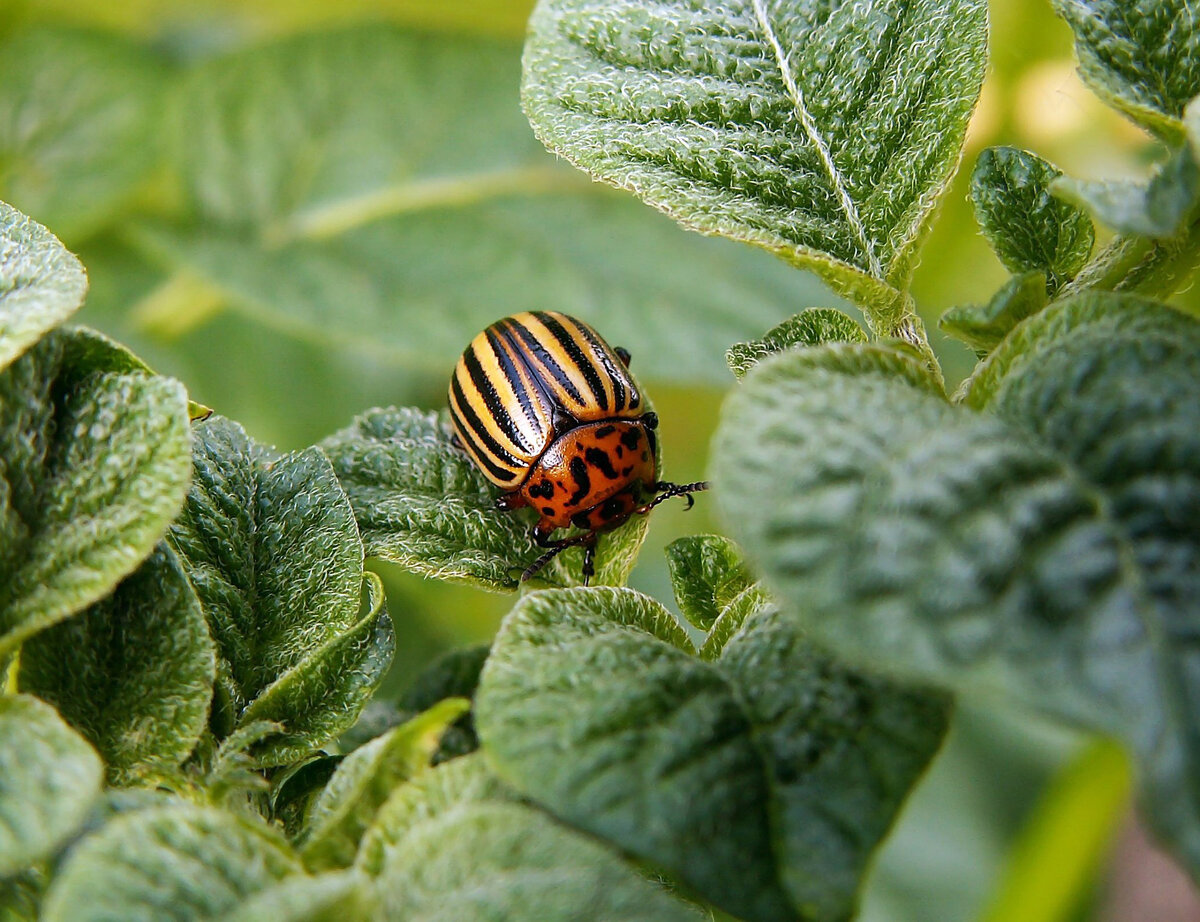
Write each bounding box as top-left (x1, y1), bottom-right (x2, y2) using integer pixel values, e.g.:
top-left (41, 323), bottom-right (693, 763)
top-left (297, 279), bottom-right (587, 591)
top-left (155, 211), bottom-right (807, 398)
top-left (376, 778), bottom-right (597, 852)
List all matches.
top-left (522, 0), bottom-right (987, 330)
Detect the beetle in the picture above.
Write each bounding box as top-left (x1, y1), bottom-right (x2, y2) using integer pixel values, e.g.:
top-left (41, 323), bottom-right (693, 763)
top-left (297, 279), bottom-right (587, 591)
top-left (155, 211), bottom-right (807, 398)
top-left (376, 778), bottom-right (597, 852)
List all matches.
top-left (448, 310), bottom-right (707, 584)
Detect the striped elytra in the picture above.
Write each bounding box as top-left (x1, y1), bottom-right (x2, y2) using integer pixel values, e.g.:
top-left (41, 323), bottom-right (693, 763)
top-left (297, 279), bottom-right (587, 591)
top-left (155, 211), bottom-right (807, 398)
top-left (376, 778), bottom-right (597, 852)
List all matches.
top-left (448, 311), bottom-right (707, 584)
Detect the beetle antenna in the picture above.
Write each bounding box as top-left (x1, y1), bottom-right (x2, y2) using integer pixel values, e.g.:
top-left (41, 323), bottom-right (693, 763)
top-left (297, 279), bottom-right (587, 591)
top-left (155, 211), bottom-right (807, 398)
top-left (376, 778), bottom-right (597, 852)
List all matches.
top-left (640, 481), bottom-right (710, 514)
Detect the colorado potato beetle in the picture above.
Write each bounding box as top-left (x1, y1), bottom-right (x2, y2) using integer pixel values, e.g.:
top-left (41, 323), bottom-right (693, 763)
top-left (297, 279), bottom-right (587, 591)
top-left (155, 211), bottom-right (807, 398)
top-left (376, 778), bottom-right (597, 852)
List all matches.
top-left (448, 311), bottom-right (707, 583)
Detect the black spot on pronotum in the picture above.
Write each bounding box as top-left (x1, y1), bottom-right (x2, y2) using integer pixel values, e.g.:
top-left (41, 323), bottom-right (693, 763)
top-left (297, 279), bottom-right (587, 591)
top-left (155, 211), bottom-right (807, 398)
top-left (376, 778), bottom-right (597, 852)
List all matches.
top-left (567, 457), bottom-right (591, 505)
top-left (584, 447), bottom-right (619, 479)
top-left (620, 428), bottom-right (641, 450)
top-left (528, 480), bottom-right (554, 500)
top-left (621, 465), bottom-right (633, 477)
top-left (541, 506), bottom-right (554, 516)
top-left (595, 424), bottom-right (616, 438)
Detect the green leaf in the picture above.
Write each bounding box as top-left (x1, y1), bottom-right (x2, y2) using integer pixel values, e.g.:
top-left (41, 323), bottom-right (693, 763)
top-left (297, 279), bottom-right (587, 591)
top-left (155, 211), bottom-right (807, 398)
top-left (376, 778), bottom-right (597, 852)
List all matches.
top-left (725, 308), bottom-right (867, 379)
top-left (220, 872), bottom-right (376, 922)
top-left (376, 800), bottom-right (702, 921)
top-left (357, 753), bottom-right (514, 875)
top-left (396, 643), bottom-right (491, 762)
top-left (0, 327), bottom-right (192, 659)
top-left (41, 805), bottom-right (302, 922)
top-left (321, 407), bottom-right (647, 590)
top-left (970, 147), bottom-right (1094, 290)
top-left (18, 544), bottom-right (216, 786)
top-left (522, 0), bottom-right (987, 326)
top-left (0, 28), bottom-right (167, 241)
top-left (712, 294), bottom-right (1200, 877)
top-left (0, 695), bottom-right (103, 876)
top-left (476, 587), bottom-right (950, 922)
top-left (938, 271), bottom-right (1049, 355)
top-left (1053, 0), bottom-right (1200, 140)
top-left (134, 25), bottom-right (830, 385)
top-left (0, 200), bottom-right (87, 372)
top-left (0, 866), bottom-right (45, 922)
top-left (168, 415), bottom-right (392, 765)
top-left (300, 699), bottom-right (469, 871)
top-left (665, 534), bottom-right (758, 630)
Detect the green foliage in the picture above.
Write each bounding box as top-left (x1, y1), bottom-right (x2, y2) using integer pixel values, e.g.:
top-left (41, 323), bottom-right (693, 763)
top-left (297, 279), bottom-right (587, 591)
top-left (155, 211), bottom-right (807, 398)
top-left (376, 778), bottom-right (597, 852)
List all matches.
top-left (939, 271), bottom-right (1049, 354)
top-left (725, 307), bottom-right (867, 378)
top-left (168, 415), bottom-right (393, 765)
top-left (476, 587), bottom-right (950, 922)
top-left (1053, 0), bottom-right (1200, 141)
top-left (0, 696), bottom-right (103, 876)
top-left (0, 202), bottom-right (87, 371)
top-left (522, 0), bottom-right (987, 332)
top-left (19, 544), bottom-right (216, 786)
top-left (713, 292), bottom-right (1200, 878)
top-left (970, 147), bottom-right (1094, 291)
top-left (664, 534), bottom-right (758, 630)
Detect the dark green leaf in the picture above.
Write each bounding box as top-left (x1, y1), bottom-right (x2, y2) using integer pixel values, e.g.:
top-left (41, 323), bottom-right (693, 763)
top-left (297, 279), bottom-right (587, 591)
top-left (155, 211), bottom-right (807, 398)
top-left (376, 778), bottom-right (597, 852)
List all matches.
top-left (0, 866), bottom-right (45, 922)
top-left (0, 695), bottom-right (102, 876)
top-left (725, 308), bottom-right (867, 379)
top-left (938, 271), bottom-right (1049, 355)
top-left (321, 407), bottom-right (648, 590)
top-left (1053, 0), bottom-right (1200, 140)
top-left (40, 805), bottom-right (301, 922)
top-left (970, 147), bottom-right (1094, 289)
top-left (169, 415), bottom-right (392, 765)
top-left (522, 0), bottom-right (987, 326)
top-left (271, 756), bottom-right (342, 840)
top-left (300, 699), bottom-right (469, 871)
top-left (476, 587), bottom-right (949, 922)
top-left (665, 534), bottom-right (758, 630)
top-left (0, 200), bottom-right (87, 372)
top-left (0, 327), bottom-right (192, 659)
top-left (712, 295), bottom-right (1200, 877)
top-left (0, 28), bottom-right (166, 241)
top-left (19, 544), bottom-right (215, 786)
top-left (136, 25), bottom-right (830, 385)
top-left (376, 800), bottom-right (702, 921)
top-left (397, 643), bottom-right (490, 763)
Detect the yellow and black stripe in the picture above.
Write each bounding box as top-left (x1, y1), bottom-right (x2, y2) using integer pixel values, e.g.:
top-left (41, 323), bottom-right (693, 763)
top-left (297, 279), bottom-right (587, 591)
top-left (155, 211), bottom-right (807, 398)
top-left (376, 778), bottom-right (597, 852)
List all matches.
top-left (448, 311), bottom-right (643, 487)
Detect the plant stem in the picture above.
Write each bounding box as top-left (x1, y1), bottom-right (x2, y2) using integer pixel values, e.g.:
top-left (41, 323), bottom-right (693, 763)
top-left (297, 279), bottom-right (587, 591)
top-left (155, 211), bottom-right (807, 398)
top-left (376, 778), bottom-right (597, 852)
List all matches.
top-left (1061, 218), bottom-right (1200, 301)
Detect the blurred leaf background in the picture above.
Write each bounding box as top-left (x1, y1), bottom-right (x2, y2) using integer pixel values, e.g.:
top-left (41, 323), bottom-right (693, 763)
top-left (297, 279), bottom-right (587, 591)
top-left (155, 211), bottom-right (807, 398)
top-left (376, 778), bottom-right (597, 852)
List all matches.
top-left (1, 0), bottom-right (1193, 919)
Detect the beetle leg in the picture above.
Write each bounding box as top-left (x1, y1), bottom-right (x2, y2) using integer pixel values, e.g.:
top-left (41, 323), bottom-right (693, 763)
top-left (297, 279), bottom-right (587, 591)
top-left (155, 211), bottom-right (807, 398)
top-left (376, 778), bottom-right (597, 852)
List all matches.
top-left (615, 346), bottom-right (632, 367)
top-left (638, 480), bottom-right (710, 514)
top-left (532, 522), bottom-right (558, 547)
top-left (449, 432), bottom-right (465, 451)
top-left (581, 539), bottom-right (597, 586)
top-left (495, 492), bottom-right (526, 512)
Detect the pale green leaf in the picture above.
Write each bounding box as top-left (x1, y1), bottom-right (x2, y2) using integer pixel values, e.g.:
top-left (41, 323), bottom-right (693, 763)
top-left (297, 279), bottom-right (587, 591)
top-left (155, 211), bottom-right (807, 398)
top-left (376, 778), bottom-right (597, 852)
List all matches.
top-left (0, 695), bottom-right (103, 876)
top-left (970, 147), bottom-right (1094, 289)
top-left (0, 327), bottom-right (192, 659)
top-left (0, 28), bottom-right (166, 241)
top-left (168, 415), bottom-right (392, 765)
top-left (219, 871), bottom-right (375, 922)
top-left (0, 200), bottom-right (87, 372)
top-left (712, 294), bottom-right (1200, 877)
top-left (522, 0), bottom-right (987, 326)
top-left (665, 534), bottom-right (758, 630)
top-left (376, 800), bottom-right (703, 921)
top-left (300, 699), bottom-right (469, 871)
top-left (938, 271), bottom-right (1049, 355)
top-left (41, 805), bottom-right (302, 922)
top-left (1053, 0), bottom-right (1200, 140)
top-left (320, 407), bottom-right (647, 590)
top-left (19, 544), bottom-right (216, 786)
top-left (476, 587), bottom-right (950, 922)
top-left (132, 25), bottom-right (831, 384)
top-left (725, 307), bottom-right (866, 379)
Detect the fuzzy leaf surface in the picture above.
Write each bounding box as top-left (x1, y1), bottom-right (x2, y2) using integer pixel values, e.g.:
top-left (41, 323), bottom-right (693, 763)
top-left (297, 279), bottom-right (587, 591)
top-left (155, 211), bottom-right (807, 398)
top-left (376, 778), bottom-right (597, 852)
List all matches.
top-left (665, 534), bottom-right (758, 630)
top-left (0, 328), bottom-right (191, 658)
top-left (0, 201), bottom-right (87, 372)
top-left (522, 0), bottom-right (987, 323)
top-left (220, 872), bottom-right (375, 922)
top-left (136, 25), bottom-right (828, 384)
top-left (725, 307), bottom-right (866, 379)
top-left (300, 699), bottom-right (469, 871)
top-left (376, 800), bottom-right (701, 921)
top-left (0, 696), bottom-right (103, 876)
top-left (41, 806), bottom-right (301, 922)
top-left (19, 544), bottom-right (215, 786)
top-left (938, 271), bottom-right (1049, 354)
top-left (321, 407), bottom-right (647, 590)
top-left (1053, 0), bottom-right (1200, 140)
top-left (713, 297), bottom-right (1200, 876)
top-left (970, 147), bottom-right (1093, 290)
top-left (0, 29), bottom-right (166, 240)
top-left (169, 416), bottom-right (391, 764)
top-left (476, 587), bottom-right (950, 922)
